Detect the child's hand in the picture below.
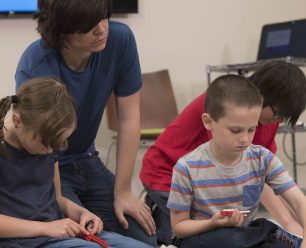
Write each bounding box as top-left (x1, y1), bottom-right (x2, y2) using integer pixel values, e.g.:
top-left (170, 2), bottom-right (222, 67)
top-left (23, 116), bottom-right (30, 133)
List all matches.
top-left (79, 211), bottom-right (103, 235)
top-left (45, 218), bottom-right (89, 238)
top-left (211, 209), bottom-right (245, 228)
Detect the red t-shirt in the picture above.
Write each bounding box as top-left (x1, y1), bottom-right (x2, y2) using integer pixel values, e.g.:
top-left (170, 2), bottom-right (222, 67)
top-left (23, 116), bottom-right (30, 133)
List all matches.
top-left (139, 92), bottom-right (279, 191)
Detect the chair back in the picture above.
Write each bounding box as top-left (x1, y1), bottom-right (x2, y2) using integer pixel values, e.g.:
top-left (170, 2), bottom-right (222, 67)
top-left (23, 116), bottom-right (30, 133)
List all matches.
top-left (106, 69), bottom-right (178, 134)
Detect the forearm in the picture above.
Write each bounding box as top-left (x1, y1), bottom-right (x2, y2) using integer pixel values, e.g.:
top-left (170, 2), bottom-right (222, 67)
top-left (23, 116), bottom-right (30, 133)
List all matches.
top-left (57, 196), bottom-right (88, 222)
top-left (260, 184), bottom-right (299, 227)
top-left (0, 214), bottom-right (47, 238)
top-left (114, 116), bottom-right (139, 195)
top-left (173, 219), bottom-right (214, 238)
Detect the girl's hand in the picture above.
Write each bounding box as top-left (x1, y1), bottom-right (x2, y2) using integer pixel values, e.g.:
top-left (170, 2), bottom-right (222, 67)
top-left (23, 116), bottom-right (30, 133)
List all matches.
top-left (79, 211), bottom-right (103, 235)
top-left (44, 218), bottom-right (88, 238)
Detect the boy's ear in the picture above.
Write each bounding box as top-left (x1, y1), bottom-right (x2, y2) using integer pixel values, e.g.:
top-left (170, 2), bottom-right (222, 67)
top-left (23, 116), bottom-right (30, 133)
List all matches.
top-left (202, 113), bottom-right (213, 130)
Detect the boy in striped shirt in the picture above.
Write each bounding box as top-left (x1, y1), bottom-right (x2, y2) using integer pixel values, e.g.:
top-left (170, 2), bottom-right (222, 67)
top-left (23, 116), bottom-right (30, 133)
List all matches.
top-left (167, 74), bottom-right (306, 248)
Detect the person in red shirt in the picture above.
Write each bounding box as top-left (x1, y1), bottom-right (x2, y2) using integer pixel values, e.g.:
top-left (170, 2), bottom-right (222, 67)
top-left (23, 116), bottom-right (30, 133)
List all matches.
top-left (140, 60), bottom-right (306, 245)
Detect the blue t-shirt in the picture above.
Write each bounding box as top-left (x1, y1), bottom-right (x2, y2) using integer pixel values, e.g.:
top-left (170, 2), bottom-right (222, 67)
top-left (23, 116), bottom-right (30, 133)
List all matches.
top-left (15, 20), bottom-right (142, 165)
top-left (0, 142), bottom-right (62, 247)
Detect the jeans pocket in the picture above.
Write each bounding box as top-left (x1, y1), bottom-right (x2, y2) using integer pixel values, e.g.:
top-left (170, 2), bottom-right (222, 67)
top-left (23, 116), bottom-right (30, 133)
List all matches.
top-left (243, 184), bottom-right (261, 207)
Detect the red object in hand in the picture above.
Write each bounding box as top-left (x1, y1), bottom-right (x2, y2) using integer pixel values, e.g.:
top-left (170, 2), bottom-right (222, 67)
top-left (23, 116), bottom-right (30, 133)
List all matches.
top-left (220, 209), bottom-right (234, 217)
top-left (220, 209), bottom-right (250, 217)
top-left (80, 233), bottom-right (108, 248)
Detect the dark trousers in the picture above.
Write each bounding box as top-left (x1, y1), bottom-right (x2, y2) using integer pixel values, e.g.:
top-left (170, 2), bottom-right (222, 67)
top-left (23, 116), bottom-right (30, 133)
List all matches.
top-left (180, 219), bottom-right (289, 248)
top-left (59, 152), bottom-right (156, 247)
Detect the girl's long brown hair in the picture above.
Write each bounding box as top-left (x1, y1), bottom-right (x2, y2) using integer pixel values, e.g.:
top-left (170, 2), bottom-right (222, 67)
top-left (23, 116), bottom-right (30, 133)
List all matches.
top-left (0, 77), bottom-right (77, 158)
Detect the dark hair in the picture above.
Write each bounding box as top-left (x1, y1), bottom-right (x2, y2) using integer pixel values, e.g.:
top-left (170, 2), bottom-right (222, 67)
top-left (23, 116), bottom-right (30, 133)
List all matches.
top-left (34, 0), bottom-right (112, 49)
top-left (0, 77), bottom-right (77, 158)
top-left (205, 74), bottom-right (263, 121)
top-left (249, 61), bottom-right (306, 126)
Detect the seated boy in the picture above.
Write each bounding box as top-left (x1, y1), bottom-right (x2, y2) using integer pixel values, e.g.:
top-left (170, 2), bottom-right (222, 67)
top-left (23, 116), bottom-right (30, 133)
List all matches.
top-left (167, 74), bottom-right (306, 248)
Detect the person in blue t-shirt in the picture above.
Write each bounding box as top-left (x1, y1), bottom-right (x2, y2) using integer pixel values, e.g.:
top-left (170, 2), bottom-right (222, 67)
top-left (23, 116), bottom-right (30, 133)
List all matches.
top-left (0, 77), bottom-right (152, 248)
top-left (15, 0), bottom-right (156, 246)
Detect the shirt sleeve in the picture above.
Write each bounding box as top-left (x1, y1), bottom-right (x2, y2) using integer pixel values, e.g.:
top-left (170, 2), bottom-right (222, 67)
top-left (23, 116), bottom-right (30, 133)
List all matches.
top-left (262, 148), bottom-right (296, 195)
top-left (114, 25), bottom-right (142, 97)
top-left (167, 159), bottom-right (194, 211)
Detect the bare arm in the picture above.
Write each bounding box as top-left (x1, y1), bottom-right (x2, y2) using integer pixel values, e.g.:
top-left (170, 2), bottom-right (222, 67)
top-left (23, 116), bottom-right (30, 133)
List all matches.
top-left (0, 162), bottom-right (89, 238)
top-left (0, 214), bottom-right (51, 238)
top-left (260, 184), bottom-right (303, 236)
top-left (113, 91), bottom-right (155, 235)
top-left (171, 209), bottom-right (245, 238)
top-left (281, 186), bottom-right (306, 246)
top-left (53, 162), bottom-right (103, 234)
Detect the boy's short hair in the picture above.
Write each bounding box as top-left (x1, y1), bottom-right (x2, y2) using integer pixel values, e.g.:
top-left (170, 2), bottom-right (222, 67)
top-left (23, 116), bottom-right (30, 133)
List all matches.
top-left (205, 74), bottom-right (263, 121)
top-left (34, 0), bottom-right (112, 49)
top-left (249, 61), bottom-right (306, 126)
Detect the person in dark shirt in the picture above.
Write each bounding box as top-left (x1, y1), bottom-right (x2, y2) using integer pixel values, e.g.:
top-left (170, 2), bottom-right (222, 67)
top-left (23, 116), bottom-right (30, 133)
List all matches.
top-left (0, 77), bottom-right (153, 248)
top-left (15, 0), bottom-right (156, 246)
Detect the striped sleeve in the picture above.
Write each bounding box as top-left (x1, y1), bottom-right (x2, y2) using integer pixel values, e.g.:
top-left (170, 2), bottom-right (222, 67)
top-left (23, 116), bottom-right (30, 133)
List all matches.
top-left (167, 159), bottom-right (193, 211)
top-left (262, 148), bottom-right (296, 194)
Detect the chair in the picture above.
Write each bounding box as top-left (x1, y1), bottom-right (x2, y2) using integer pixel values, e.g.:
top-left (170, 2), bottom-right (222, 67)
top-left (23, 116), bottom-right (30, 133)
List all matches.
top-left (105, 69), bottom-right (178, 165)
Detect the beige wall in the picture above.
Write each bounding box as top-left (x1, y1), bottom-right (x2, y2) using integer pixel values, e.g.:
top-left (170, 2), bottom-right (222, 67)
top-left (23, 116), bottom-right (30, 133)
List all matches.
top-left (1, 0), bottom-right (306, 186)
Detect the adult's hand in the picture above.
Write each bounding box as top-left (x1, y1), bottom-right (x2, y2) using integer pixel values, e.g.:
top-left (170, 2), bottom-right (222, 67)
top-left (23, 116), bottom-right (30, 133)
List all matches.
top-left (113, 191), bottom-right (156, 236)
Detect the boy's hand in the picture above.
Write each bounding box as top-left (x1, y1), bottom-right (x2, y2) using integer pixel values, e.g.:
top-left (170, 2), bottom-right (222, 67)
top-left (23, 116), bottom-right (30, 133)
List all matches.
top-left (44, 218), bottom-right (89, 238)
top-left (211, 209), bottom-right (245, 228)
top-left (79, 211), bottom-right (103, 235)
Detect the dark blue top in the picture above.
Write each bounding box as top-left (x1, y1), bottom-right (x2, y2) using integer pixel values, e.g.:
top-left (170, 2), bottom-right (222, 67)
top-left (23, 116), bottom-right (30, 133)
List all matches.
top-left (0, 142), bottom-right (62, 247)
top-left (15, 20), bottom-right (142, 165)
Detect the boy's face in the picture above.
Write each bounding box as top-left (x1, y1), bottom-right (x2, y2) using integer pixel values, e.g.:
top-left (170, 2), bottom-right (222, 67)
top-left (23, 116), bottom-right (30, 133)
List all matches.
top-left (64, 19), bottom-right (109, 53)
top-left (259, 106), bottom-right (283, 124)
top-left (202, 103), bottom-right (262, 160)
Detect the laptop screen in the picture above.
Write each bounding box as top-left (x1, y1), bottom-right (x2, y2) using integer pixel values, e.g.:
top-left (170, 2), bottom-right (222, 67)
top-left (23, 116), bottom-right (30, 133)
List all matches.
top-left (257, 19), bottom-right (306, 60)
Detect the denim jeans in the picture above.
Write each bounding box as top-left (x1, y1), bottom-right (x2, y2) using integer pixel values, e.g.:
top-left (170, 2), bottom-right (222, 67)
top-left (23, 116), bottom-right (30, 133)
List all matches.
top-left (59, 153), bottom-right (156, 247)
top-left (180, 219), bottom-right (291, 248)
top-left (39, 231), bottom-right (152, 248)
top-left (144, 187), bottom-right (172, 245)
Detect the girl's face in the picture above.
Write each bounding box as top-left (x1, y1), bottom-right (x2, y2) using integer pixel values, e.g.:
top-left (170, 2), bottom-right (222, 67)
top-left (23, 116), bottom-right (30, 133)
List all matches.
top-left (17, 129), bottom-right (53, 155)
top-left (203, 103), bottom-right (261, 162)
top-left (64, 19), bottom-right (109, 53)
top-left (13, 114), bottom-right (74, 155)
top-left (17, 128), bottom-right (74, 155)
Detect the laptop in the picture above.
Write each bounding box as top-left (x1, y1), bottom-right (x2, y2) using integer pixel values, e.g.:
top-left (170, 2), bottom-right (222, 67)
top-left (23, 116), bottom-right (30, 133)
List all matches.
top-left (257, 19), bottom-right (306, 60)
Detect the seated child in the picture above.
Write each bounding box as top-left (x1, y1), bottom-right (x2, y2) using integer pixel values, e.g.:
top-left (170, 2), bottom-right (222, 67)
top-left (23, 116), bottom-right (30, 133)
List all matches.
top-left (0, 77), bottom-right (153, 248)
top-left (167, 74), bottom-right (306, 248)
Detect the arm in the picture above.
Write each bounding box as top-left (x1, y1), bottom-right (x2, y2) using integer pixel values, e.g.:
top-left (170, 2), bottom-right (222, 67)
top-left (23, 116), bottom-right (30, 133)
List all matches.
top-left (171, 209), bottom-right (244, 238)
top-left (53, 162), bottom-right (103, 235)
top-left (260, 184), bottom-right (303, 236)
top-left (255, 123), bottom-right (303, 235)
top-left (0, 162), bottom-right (91, 239)
top-left (113, 91), bottom-right (155, 235)
top-left (281, 186), bottom-right (306, 245)
top-left (0, 214), bottom-right (51, 238)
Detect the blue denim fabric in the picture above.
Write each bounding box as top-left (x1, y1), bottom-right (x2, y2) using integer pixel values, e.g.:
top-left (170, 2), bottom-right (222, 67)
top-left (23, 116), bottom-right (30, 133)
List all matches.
top-left (144, 187), bottom-right (172, 245)
top-left (59, 153), bottom-right (156, 247)
top-left (180, 218), bottom-right (291, 248)
top-left (39, 231), bottom-right (152, 248)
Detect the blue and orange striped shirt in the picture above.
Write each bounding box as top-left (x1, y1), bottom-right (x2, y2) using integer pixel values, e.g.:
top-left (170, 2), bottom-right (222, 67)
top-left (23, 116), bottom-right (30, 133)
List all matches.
top-left (167, 141), bottom-right (295, 225)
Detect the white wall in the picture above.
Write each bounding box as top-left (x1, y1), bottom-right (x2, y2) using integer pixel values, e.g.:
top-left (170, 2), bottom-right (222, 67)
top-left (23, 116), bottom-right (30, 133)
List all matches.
top-left (1, 0), bottom-right (306, 186)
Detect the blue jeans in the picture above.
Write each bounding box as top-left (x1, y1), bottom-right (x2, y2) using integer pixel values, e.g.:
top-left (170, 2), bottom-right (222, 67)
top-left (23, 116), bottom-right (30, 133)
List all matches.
top-left (40, 231), bottom-right (152, 248)
top-left (180, 219), bottom-right (295, 248)
top-left (144, 187), bottom-right (172, 244)
top-left (59, 153), bottom-right (156, 247)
